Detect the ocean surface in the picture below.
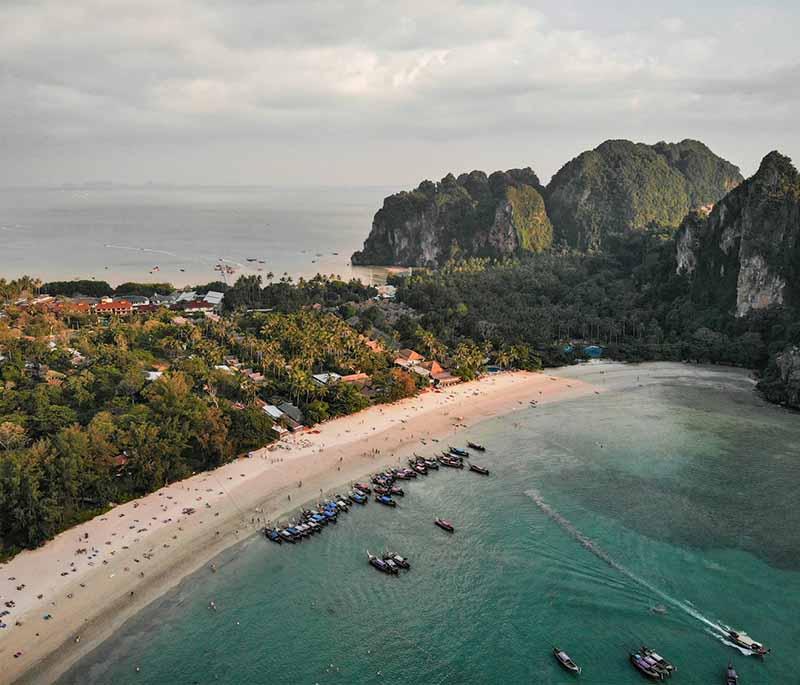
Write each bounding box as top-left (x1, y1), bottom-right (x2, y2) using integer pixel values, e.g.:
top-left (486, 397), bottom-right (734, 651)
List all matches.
top-left (59, 363), bottom-right (800, 684)
top-left (0, 185), bottom-right (398, 287)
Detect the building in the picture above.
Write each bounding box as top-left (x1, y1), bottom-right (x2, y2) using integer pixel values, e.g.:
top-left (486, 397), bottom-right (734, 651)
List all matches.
top-left (277, 402), bottom-right (304, 424)
top-left (113, 295), bottom-right (150, 307)
top-left (182, 300), bottom-right (214, 314)
top-left (375, 284), bottom-right (396, 299)
top-left (420, 360), bottom-right (459, 387)
top-left (312, 372), bottom-right (342, 386)
top-left (583, 345), bottom-right (604, 358)
top-left (394, 348), bottom-right (424, 368)
top-left (341, 372), bottom-right (370, 385)
top-left (95, 299), bottom-right (133, 316)
top-left (203, 291), bottom-right (225, 308)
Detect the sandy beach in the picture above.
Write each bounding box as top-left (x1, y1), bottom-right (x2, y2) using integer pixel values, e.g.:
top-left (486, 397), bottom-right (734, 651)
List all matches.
top-left (0, 370), bottom-right (597, 684)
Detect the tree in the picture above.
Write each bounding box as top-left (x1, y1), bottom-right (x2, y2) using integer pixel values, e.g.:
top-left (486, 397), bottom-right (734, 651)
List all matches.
top-left (452, 340), bottom-right (484, 380)
top-left (372, 369), bottom-right (417, 403)
top-left (0, 422), bottom-right (27, 450)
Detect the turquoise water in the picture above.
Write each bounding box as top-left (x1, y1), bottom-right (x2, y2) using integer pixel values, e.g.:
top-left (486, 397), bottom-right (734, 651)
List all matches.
top-left (59, 364), bottom-right (800, 684)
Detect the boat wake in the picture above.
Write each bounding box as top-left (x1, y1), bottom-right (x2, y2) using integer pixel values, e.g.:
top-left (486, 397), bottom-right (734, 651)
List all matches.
top-left (524, 488), bottom-right (736, 644)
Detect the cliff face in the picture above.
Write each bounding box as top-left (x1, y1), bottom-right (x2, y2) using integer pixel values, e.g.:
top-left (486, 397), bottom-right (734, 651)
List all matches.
top-left (351, 168), bottom-right (551, 267)
top-left (675, 151), bottom-right (800, 317)
top-left (546, 139), bottom-right (742, 250)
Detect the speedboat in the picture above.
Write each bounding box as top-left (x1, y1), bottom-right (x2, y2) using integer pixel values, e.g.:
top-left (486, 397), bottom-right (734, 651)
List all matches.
top-left (389, 485), bottom-right (405, 496)
top-left (375, 495), bottom-right (397, 507)
top-left (469, 463), bottom-right (490, 475)
top-left (639, 646), bottom-right (676, 675)
top-left (384, 553), bottom-right (410, 570)
top-left (553, 647), bottom-right (581, 675)
top-left (467, 442), bottom-right (486, 451)
top-left (280, 528), bottom-right (297, 543)
top-left (629, 653), bottom-right (665, 680)
top-left (726, 629), bottom-right (769, 657)
top-left (449, 446), bottom-right (469, 457)
top-left (725, 662), bottom-right (738, 685)
top-left (435, 518), bottom-right (454, 533)
top-left (349, 491), bottom-right (367, 504)
top-left (354, 482), bottom-right (371, 493)
top-left (424, 459), bottom-right (439, 470)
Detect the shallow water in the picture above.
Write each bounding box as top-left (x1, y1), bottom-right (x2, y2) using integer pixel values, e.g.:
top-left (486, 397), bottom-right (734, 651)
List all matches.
top-left (59, 363), bottom-right (800, 684)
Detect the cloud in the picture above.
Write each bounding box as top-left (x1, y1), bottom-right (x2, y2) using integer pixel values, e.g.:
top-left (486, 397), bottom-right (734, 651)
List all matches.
top-left (0, 0), bottom-right (799, 184)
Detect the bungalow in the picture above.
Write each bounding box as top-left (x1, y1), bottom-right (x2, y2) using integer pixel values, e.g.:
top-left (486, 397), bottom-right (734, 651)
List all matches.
top-left (432, 371), bottom-right (460, 387)
top-left (420, 360), bottom-right (459, 387)
top-left (341, 372), bottom-right (370, 385)
top-left (312, 372), bottom-right (342, 386)
top-left (95, 300), bottom-right (133, 316)
top-left (278, 402), bottom-right (304, 425)
top-left (394, 348), bottom-right (424, 368)
top-left (182, 300), bottom-right (214, 313)
top-left (203, 291), bottom-right (225, 308)
top-left (113, 295), bottom-right (150, 307)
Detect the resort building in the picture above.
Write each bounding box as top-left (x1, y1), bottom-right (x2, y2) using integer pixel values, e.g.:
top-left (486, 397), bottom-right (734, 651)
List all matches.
top-left (95, 299), bottom-right (133, 316)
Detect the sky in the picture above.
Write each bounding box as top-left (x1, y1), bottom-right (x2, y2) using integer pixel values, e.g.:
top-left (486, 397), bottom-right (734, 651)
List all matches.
top-left (1, 0), bottom-right (799, 187)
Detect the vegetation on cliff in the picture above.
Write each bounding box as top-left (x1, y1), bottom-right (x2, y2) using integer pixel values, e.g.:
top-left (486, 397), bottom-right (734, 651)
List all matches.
top-left (351, 168), bottom-right (551, 267)
top-left (545, 139), bottom-right (743, 250)
top-left (352, 139), bottom-right (741, 264)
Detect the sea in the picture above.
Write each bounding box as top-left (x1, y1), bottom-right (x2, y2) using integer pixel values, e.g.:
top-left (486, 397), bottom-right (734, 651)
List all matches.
top-left (58, 363), bottom-right (800, 684)
top-left (0, 185), bottom-right (399, 287)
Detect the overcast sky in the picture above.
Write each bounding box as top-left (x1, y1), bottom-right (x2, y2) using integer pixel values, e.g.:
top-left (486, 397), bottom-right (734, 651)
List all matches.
top-left (2, 0), bottom-right (798, 187)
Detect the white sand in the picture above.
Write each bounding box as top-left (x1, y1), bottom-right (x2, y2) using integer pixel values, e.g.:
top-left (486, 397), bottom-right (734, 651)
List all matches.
top-left (0, 370), bottom-right (598, 684)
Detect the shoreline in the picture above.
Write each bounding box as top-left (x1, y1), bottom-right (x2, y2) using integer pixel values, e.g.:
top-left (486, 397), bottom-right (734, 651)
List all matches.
top-left (1, 370), bottom-right (598, 685)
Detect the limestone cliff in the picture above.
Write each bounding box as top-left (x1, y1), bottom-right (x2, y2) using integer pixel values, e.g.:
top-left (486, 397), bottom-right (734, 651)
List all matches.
top-left (546, 139), bottom-right (742, 250)
top-left (351, 169), bottom-right (551, 267)
top-left (675, 151), bottom-right (800, 317)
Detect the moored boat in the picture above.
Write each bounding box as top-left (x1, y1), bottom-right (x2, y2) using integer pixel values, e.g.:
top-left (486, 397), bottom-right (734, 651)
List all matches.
top-left (630, 653), bottom-right (665, 680)
top-left (424, 459), bottom-right (439, 470)
top-left (264, 527), bottom-right (282, 543)
top-left (375, 495), bottom-right (397, 507)
top-left (349, 491), bottom-right (367, 504)
top-left (449, 446), bottom-right (469, 457)
top-left (640, 646), bottom-right (676, 675)
top-left (467, 441), bottom-right (486, 451)
top-left (725, 662), bottom-right (738, 685)
top-left (435, 518), bottom-right (454, 533)
top-left (389, 485), bottom-right (405, 496)
top-left (280, 528), bottom-right (297, 543)
top-left (725, 629), bottom-right (769, 657)
top-left (367, 551), bottom-right (395, 574)
top-left (384, 552), bottom-right (410, 569)
top-left (468, 463), bottom-right (490, 475)
top-left (553, 647), bottom-right (581, 675)
top-left (354, 482), bottom-right (371, 493)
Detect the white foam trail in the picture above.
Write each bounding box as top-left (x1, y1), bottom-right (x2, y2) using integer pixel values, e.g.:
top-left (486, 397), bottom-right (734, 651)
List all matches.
top-left (104, 243), bottom-right (178, 257)
top-left (525, 488), bottom-right (734, 641)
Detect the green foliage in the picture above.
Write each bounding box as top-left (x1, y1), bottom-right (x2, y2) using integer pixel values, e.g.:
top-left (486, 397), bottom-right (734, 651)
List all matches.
top-left (114, 282), bottom-right (175, 297)
top-left (223, 274), bottom-right (376, 312)
top-left (42, 280), bottom-right (113, 297)
top-left (352, 168), bottom-right (549, 267)
top-left (546, 139), bottom-right (743, 250)
top-left (507, 185), bottom-right (552, 252)
top-left (372, 368), bottom-right (418, 403)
